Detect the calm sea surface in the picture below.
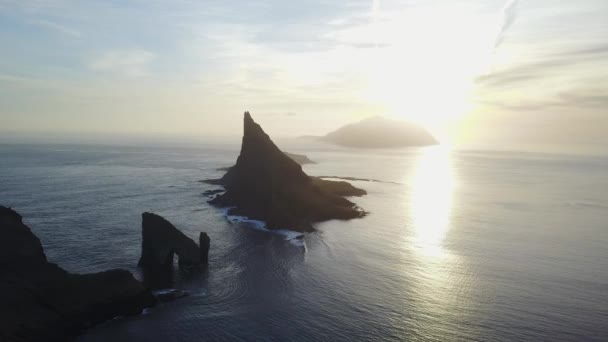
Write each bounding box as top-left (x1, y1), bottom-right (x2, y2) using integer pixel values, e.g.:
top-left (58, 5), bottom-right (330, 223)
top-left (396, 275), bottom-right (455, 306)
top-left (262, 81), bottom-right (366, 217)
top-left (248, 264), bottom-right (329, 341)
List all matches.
top-left (0, 141), bottom-right (607, 341)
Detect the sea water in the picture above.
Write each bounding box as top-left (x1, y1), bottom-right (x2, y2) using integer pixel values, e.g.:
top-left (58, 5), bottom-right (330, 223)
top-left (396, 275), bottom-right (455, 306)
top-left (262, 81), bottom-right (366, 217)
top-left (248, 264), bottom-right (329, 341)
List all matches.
top-left (0, 141), bottom-right (606, 341)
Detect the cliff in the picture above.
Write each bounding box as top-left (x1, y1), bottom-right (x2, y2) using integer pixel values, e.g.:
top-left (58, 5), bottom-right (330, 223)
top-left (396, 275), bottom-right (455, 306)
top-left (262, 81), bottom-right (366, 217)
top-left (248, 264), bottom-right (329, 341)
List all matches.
top-left (0, 206), bottom-right (156, 342)
top-left (209, 112), bottom-right (366, 232)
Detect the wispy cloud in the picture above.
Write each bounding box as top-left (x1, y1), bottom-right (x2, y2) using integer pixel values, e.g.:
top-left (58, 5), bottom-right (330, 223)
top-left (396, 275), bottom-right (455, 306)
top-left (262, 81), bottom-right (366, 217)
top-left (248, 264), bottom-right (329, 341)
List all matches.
top-left (477, 42), bottom-right (608, 90)
top-left (88, 49), bottom-right (156, 77)
top-left (494, 0), bottom-right (518, 48)
top-left (26, 19), bottom-right (82, 37)
top-left (476, 89), bottom-right (608, 112)
top-left (476, 60), bottom-right (565, 88)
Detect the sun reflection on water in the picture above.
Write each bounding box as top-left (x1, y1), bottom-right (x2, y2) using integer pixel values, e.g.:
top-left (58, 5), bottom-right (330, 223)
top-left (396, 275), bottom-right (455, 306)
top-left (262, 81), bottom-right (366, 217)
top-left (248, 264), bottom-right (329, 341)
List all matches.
top-left (410, 147), bottom-right (454, 257)
top-left (400, 147), bottom-right (472, 340)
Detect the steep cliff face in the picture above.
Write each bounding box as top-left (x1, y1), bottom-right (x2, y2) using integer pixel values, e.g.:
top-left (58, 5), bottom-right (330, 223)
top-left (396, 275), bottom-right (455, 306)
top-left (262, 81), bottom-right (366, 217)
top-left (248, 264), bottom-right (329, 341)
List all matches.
top-left (209, 112), bottom-right (366, 232)
top-left (138, 212), bottom-right (209, 268)
top-left (0, 206), bottom-right (156, 342)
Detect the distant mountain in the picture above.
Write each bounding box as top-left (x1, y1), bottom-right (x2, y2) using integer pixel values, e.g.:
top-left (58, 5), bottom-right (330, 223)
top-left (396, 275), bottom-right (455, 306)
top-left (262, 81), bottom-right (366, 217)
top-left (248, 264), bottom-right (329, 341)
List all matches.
top-left (318, 116), bottom-right (437, 148)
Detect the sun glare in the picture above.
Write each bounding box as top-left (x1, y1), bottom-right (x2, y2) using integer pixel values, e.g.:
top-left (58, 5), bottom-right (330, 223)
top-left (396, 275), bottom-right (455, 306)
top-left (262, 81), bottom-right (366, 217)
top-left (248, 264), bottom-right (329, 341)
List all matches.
top-left (410, 146), bottom-right (454, 258)
top-left (363, 3), bottom-right (500, 143)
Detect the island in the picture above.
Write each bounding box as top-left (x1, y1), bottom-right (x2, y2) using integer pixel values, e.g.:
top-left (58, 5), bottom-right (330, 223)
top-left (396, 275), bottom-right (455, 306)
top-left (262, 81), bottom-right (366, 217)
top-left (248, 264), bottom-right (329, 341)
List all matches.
top-left (0, 206), bottom-right (156, 341)
top-left (207, 112), bottom-right (366, 232)
top-left (138, 212), bottom-right (210, 268)
top-left (317, 116), bottom-right (437, 148)
top-left (283, 152), bottom-right (315, 165)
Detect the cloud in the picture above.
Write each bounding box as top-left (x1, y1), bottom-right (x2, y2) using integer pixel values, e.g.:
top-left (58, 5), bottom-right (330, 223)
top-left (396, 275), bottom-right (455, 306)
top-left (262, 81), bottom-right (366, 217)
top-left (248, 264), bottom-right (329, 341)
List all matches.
top-left (88, 49), bottom-right (156, 77)
top-left (475, 59), bottom-right (566, 88)
top-left (558, 91), bottom-right (608, 108)
top-left (476, 88), bottom-right (608, 112)
top-left (494, 0), bottom-right (518, 48)
top-left (477, 41), bottom-right (608, 90)
top-left (328, 18), bottom-right (348, 26)
top-left (559, 43), bottom-right (608, 59)
top-left (26, 19), bottom-right (82, 37)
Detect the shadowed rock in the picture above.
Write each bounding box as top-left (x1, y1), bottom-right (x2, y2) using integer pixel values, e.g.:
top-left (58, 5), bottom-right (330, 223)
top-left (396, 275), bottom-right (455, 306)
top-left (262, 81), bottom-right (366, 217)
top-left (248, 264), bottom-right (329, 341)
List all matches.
top-left (0, 206), bottom-right (156, 342)
top-left (138, 213), bottom-right (209, 268)
top-left (213, 152), bottom-right (314, 175)
top-left (199, 232), bottom-right (210, 263)
top-left (209, 112), bottom-right (366, 232)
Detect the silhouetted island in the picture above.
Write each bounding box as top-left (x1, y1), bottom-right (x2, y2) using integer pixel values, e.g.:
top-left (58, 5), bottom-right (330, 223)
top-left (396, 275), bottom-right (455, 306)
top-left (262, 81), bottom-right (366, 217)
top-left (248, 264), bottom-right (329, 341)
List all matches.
top-left (284, 152), bottom-right (315, 165)
top-left (0, 206), bottom-right (156, 341)
top-left (208, 112), bottom-right (366, 232)
top-left (318, 116), bottom-right (437, 148)
top-left (139, 212), bottom-right (210, 268)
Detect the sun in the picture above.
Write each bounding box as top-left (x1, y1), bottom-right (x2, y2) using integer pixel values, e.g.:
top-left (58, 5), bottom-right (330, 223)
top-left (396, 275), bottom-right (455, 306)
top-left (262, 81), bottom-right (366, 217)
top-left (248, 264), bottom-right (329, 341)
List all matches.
top-left (362, 3), bottom-right (499, 144)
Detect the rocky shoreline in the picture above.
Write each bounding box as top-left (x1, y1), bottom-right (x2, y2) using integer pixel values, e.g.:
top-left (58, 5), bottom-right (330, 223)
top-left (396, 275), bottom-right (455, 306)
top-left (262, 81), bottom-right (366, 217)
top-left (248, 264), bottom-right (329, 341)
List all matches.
top-left (0, 206), bottom-right (209, 341)
top-left (0, 206), bottom-right (154, 341)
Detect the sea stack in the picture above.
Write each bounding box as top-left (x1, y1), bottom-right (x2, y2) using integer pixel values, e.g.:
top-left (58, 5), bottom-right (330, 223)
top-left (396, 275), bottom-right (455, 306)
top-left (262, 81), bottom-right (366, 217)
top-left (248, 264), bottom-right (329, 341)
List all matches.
top-left (0, 206), bottom-right (156, 341)
top-left (209, 111), bottom-right (366, 232)
top-left (138, 212), bottom-right (209, 268)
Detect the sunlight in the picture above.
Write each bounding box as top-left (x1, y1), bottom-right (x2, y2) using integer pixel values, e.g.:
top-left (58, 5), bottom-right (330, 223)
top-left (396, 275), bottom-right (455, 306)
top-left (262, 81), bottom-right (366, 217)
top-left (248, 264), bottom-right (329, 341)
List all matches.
top-left (362, 3), bottom-right (500, 143)
top-left (410, 146), bottom-right (454, 258)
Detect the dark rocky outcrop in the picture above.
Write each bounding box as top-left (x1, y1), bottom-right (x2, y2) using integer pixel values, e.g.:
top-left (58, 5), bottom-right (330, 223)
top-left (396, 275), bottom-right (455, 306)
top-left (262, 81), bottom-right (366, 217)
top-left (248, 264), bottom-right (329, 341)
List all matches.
top-left (138, 213), bottom-right (209, 268)
top-left (0, 206), bottom-right (156, 342)
top-left (199, 233), bottom-right (210, 263)
top-left (319, 116), bottom-right (437, 148)
top-left (214, 152), bottom-right (314, 175)
top-left (209, 112), bottom-right (366, 232)
top-left (310, 177), bottom-right (367, 197)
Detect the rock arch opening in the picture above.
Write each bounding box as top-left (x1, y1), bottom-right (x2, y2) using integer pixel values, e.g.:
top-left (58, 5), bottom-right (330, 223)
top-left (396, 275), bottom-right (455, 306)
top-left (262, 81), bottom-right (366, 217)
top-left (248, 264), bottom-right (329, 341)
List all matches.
top-left (138, 213), bottom-right (209, 268)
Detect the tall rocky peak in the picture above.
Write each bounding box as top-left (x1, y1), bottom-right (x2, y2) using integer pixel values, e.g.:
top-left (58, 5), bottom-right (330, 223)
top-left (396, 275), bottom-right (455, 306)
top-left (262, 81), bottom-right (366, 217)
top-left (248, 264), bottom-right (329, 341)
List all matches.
top-left (222, 112), bottom-right (309, 188)
top-left (210, 112), bottom-right (367, 232)
top-left (243, 111), bottom-right (263, 138)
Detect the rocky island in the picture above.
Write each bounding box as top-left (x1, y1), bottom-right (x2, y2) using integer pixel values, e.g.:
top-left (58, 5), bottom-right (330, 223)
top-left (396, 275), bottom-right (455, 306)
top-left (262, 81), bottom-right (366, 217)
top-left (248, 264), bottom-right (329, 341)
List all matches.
top-left (0, 206), bottom-right (156, 342)
top-left (208, 112), bottom-right (366, 232)
top-left (318, 116), bottom-right (437, 148)
top-left (138, 212), bottom-right (210, 268)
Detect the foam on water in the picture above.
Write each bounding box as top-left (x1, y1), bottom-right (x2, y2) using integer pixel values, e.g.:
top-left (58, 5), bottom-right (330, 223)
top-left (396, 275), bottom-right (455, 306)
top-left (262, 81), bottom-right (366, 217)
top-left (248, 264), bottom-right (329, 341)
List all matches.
top-left (152, 289), bottom-right (180, 296)
top-left (222, 207), bottom-right (306, 247)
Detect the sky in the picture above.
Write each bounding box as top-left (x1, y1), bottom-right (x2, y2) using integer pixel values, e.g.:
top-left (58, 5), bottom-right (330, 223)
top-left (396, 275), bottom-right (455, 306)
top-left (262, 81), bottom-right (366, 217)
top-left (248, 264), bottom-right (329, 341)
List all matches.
top-left (0, 0), bottom-right (607, 153)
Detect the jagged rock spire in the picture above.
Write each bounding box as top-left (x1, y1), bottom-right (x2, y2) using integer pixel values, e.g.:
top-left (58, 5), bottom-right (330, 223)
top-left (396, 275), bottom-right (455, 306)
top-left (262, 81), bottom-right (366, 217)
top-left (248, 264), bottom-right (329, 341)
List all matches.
top-left (210, 111), bottom-right (366, 232)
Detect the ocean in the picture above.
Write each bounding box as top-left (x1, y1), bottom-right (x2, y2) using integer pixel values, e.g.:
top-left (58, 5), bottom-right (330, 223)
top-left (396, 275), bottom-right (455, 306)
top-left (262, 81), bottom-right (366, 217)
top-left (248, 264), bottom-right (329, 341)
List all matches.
top-left (0, 141), bottom-right (606, 341)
